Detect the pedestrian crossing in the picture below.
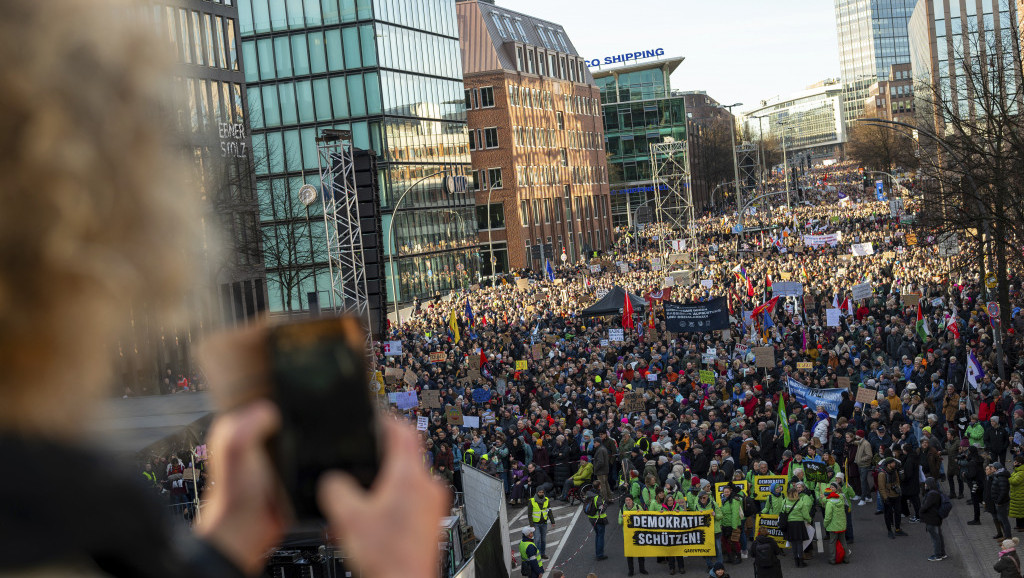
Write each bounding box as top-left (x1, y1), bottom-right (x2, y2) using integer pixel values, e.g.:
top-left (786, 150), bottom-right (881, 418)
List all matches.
top-left (508, 502), bottom-right (580, 552)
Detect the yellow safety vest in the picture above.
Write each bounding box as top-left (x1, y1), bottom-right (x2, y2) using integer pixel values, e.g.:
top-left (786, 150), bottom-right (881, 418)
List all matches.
top-left (519, 540), bottom-right (542, 568)
top-left (530, 496), bottom-right (550, 524)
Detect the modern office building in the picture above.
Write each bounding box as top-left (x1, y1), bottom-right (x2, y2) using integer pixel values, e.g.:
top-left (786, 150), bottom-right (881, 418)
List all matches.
top-left (455, 0), bottom-right (611, 272)
top-left (739, 81), bottom-right (847, 166)
top-left (863, 62), bottom-right (916, 123)
top-left (121, 0), bottom-right (267, 393)
top-left (834, 0), bottom-right (917, 127)
top-left (238, 0), bottom-right (477, 313)
top-left (909, 0), bottom-right (1022, 134)
top-left (592, 57), bottom-right (689, 228)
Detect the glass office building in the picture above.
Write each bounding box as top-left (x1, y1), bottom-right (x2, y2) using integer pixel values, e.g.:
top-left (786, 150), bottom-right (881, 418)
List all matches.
top-left (593, 58), bottom-right (687, 228)
top-left (834, 0), bottom-right (917, 126)
top-left (238, 0), bottom-right (477, 312)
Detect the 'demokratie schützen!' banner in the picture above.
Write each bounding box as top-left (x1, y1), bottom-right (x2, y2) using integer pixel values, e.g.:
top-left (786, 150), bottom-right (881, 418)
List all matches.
top-left (622, 510), bottom-right (716, 557)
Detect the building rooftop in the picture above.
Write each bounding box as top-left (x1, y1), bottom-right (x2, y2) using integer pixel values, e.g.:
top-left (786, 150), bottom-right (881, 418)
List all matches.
top-left (590, 56), bottom-right (685, 79)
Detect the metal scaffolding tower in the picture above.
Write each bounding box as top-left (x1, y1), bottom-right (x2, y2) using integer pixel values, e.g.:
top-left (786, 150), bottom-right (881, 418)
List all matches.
top-left (649, 139), bottom-right (694, 254)
top-left (313, 130), bottom-right (373, 352)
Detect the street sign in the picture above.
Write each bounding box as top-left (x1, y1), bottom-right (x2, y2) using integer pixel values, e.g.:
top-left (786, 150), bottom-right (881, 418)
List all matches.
top-left (988, 301), bottom-right (1000, 318)
top-left (986, 273), bottom-right (998, 288)
top-left (443, 174), bottom-right (468, 195)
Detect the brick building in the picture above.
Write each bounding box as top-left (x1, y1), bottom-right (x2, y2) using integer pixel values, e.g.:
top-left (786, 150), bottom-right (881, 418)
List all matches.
top-left (456, 0), bottom-right (611, 274)
top-left (863, 62), bottom-right (915, 123)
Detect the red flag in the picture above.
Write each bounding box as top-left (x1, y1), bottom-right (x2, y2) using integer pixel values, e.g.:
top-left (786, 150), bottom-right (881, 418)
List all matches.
top-left (751, 296), bottom-right (780, 318)
top-left (622, 293), bottom-right (635, 330)
top-left (479, 349), bottom-right (487, 368)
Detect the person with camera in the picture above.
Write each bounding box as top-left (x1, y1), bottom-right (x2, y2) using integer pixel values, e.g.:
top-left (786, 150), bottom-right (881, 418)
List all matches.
top-left (877, 457), bottom-right (907, 539)
top-left (526, 487), bottom-right (555, 560)
top-left (585, 479), bottom-right (609, 561)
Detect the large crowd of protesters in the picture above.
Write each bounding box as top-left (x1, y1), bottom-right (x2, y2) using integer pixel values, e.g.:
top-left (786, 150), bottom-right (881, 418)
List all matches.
top-left (372, 165), bottom-right (1024, 573)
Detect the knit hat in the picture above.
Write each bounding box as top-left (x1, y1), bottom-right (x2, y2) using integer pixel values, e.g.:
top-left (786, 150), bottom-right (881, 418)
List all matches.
top-left (710, 460), bottom-right (719, 467)
top-left (1002, 538), bottom-right (1020, 551)
top-left (960, 439), bottom-right (970, 447)
top-left (856, 429), bottom-right (866, 437)
top-left (672, 454), bottom-right (683, 463)
top-left (691, 475), bottom-right (701, 487)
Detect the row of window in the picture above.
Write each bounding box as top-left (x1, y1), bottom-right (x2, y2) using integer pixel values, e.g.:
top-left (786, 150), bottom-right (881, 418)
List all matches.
top-left (475, 203), bottom-right (505, 231)
top-left (513, 164), bottom-right (606, 187)
top-left (472, 168), bottom-right (503, 191)
top-left (252, 120), bottom-right (379, 178)
top-left (524, 228), bottom-right (608, 263)
top-left (468, 127), bottom-right (499, 150)
top-left (512, 44), bottom-right (588, 85)
top-left (465, 87), bottom-right (495, 110)
top-left (248, 73), bottom-right (382, 130)
top-left (242, 26), bottom-right (377, 84)
top-left (239, 0), bottom-right (374, 36)
top-left (177, 78), bottom-right (246, 136)
top-left (147, 6), bottom-right (240, 72)
top-left (518, 195), bottom-right (607, 227)
top-left (488, 11), bottom-right (568, 52)
top-left (375, 23), bottom-right (463, 80)
top-left (508, 85), bottom-right (554, 110)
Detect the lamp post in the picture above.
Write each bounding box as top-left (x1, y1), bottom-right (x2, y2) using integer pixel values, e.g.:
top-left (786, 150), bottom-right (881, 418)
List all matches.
top-left (720, 103), bottom-right (744, 233)
top-left (777, 119), bottom-right (792, 210)
top-left (387, 170), bottom-right (450, 326)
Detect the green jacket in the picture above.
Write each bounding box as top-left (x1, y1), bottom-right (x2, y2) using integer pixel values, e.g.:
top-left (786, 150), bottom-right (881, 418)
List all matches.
top-left (966, 422), bottom-right (985, 447)
top-left (629, 480), bottom-right (643, 502)
top-left (686, 490), bottom-right (702, 510)
top-left (785, 494), bottom-right (813, 523)
top-left (641, 485), bottom-right (659, 507)
top-left (648, 500), bottom-right (665, 511)
top-left (708, 502), bottom-right (723, 533)
top-left (763, 493), bottom-right (786, 515)
top-left (718, 496), bottom-right (743, 528)
top-left (1010, 468), bottom-right (1024, 519)
top-left (823, 496), bottom-right (847, 532)
top-left (571, 462), bottom-right (593, 485)
top-left (618, 502), bottom-right (643, 525)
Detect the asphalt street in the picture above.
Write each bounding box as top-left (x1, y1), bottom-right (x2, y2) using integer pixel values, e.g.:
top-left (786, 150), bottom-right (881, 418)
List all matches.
top-left (508, 495), bottom-right (980, 578)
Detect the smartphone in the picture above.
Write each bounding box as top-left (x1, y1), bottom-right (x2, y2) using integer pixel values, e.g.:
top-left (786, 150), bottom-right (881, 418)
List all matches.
top-left (267, 316), bottom-right (381, 521)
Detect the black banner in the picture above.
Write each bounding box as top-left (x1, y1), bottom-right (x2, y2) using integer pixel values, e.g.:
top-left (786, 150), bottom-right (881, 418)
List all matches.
top-left (664, 298), bottom-right (730, 333)
top-left (801, 461), bottom-right (831, 484)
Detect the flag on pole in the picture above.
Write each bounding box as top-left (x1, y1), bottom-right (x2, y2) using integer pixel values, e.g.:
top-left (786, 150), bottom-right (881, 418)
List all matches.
top-left (751, 296), bottom-right (780, 319)
top-left (464, 299), bottom-right (474, 326)
top-left (622, 292), bottom-right (635, 330)
top-left (448, 309), bottom-right (460, 342)
top-left (916, 302), bottom-right (930, 342)
top-left (546, 259), bottom-right (555, 282)
top-left (800, 264), bottom-right (809, 281)
top-left (766, 273), bottom-right (774, 294)
top-left (967, 351), bottom-right (985, 390)
top-left (779, 401), bottom-right (790, 448)
top-left (479, 348), bottom-right (487, 368)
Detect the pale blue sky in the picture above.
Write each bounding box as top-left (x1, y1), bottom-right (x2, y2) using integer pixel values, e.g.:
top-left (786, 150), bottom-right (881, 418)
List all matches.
top-left (498, 0), bottom-right (841, 113)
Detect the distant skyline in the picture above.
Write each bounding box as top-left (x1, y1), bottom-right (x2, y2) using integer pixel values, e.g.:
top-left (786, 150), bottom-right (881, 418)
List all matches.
top-left (493, 0), bottom-right (841, 114)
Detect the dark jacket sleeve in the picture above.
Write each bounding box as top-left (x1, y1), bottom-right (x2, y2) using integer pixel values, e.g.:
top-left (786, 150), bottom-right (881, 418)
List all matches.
top-left (524, 543), bottom-right (542, 575)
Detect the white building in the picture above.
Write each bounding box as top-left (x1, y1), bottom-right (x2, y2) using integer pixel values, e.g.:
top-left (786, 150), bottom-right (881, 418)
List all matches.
top-left (738, 81), bottom-right (847, 167)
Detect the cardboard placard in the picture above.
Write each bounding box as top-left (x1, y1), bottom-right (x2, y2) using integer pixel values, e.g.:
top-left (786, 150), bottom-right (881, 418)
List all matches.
top-left (902, 293), bottom-right (922, 307)
top-left (421, 389), bottom-right (442, 409)
top-left (515, 360), bottom-right (528, 371)
top-left (384, 367), bottom-right (404, 383)
top-left (516, 278), bottom-right (530, 289)
top-left (531, 344), bottom-right (543, 360)
top-left (416, 416), bottom-right (429, 431)
top-left (837, 376), bottom-right (851, 389)
top-left (404, 369), bottom-right (418, 387)
top-left (753, 347), bottom-right (775, 368)
top-left (621, 392), bottom-right (646, 413)
top-left (906, 233), bottom-right (918, 246)
top-left (797, 362), bottom-right (813, 370)
top-left (445, 405), bottom-right (464, 426)
top-left (803, 294), bottom-right (815, 309)
top-left (855, 386), bottom-right (877, 404)
top-left (699, 369), bottom-right (715, 385)
top-left (882, 251), bottom-right (895, 259)
top-left (780, 271), bottom-right (792, 280)
top-left (429, 351), bottom-right (447, 363)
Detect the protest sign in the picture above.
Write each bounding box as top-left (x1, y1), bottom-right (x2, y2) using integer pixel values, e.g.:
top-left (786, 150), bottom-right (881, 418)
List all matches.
top-left (622, 511), bottom-right (717, 557)
top-left (753, 347), bottom-right (775, 368)
top-left (882, 251), bottom-right (895, 259)
top-left (600, 339), bottom-right (610, 347)
top-left (515, 360), bottom-right (528, 371)
top-left (471, 388), bottom-right (491, 404)
top-left (395, 391), bottom-right (418, 410)
top-left (851, 282), bottom-right (872, 300)
top-left (416, 416), bottom-right (429, 431)
top-left (802, 232), bottom-right (842, 247)
top-left (462, 416), bottom-right (480, 429)
top-left (851, 242), bottom-right (874, 256)
top-left (906, 233), bottom-right (918, 246)
top-left (902, 293), bottom-right (922, 307)
top-left (445, 406), bottom-right (463, 426)
top-left (590, 265), bottom-right (602, 274)
top-left (797, 362), bottom-right (813, 370)
top-left (754, 515), bottom-right (789, 548)
top-left (803, 294), bottom-right (815, 309)
top-left (780, 272), bottom-right (792, 280)
top-left (383, 340), bottom-right (403, 356)
top-left (429, 351), bottom-right (447, 363)
top-left (855, 386), bottom-right (877, 404)
top-left (384, 367), bottom-right (404, 383)
top-left (787, 377), bottom-right (844, 417)
top-left (421, 389), bottom-right (442, 409)
top-left (531, 344), bottom-right (543, 360)
top-left (609, 328), bottom-right (625, 342)
top-left (801, 461), bottom-right (832, 483)
top-left (664, 298), bottom-right (730, 333)
top-left (403, 369), bottom-right (418, 387)
top-left (699, 279), bottom-right (714, 290)
top-left (668, 252), bottom-right (690, 265)
top-left (467, 368), bottom-right (481, 381)
top-left (714, 481), bottom-right (749, 505)
top-left (651, 258), bottom-right (663, 271)
top-left (773, 281), bottom-right (804, 297)
top-left (837, 376), bottom-right (851, 389)
top-left (663, 276), bottom-right (675, 288)
top-left (672, 270), bottom-right (694, 286)
top-left (752, 476), bottom-right (788, 501)
top-left (619, 263), bottom-right (629, 274)
top-left (621, 392), bottom-right (646, 413)
top-left (671, 239), bottom-right (687, 251)
top-left (516, 278), bottom-right (530, 289)
top-left (699, 370), bottom-right (715, 385)
top-left (826, 308), bottom-right (841, 327)
top-left (596, 288), bottom-right (610, 299)
top-left (647, 373), bottom-right (658, 382)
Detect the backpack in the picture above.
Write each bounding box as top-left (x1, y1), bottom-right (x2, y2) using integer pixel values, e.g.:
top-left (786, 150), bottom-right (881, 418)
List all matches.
top-left (754, 540), bottom-right (776, 569)
top-left (583, 496), bottom-right (599, 517)
top-left (938, 491), bottom-right (952, 519)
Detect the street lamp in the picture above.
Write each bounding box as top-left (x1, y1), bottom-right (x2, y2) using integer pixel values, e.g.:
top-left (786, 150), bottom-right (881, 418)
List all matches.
top-left (719, 103), bottom-right (744, 233)
top-left (386, 170), bottom-right (458, 326)
top-left (777, 119), bottom-right (792, 209)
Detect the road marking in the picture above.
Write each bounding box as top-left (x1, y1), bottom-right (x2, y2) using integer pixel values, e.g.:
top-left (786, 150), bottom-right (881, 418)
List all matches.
top-left (546, 504), bottom-right (584, 569)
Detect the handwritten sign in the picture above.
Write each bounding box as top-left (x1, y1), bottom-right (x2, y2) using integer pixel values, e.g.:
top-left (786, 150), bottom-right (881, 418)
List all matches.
top-left (383, 340), bottom-right (403, 356)
top-left (837, 376), bottom-right (851, 389)
top-left (826, 308), bottom-right (841, 327)
top-left (531, 344), bottom-right (543, 360)
top-left (902, 293), bottom-right (922, 307)
top-left (753, 347), bottom-right (775, 368)
top-left (797, 362), bottom-right (813, 370)
top-left (855, 386), bottom-right (877, 404)
top-left (445, 406), bottom-right (463, 426)
top-left (395, 391), bottom-right (419, 410)
top-left (621, 392), bottom-right (645, 413)
top-left (421, 389), bottom-right (442, 409)
top-left (416, 416), bottom-right (429, 431)
top-left (404, 369), bottom-right (418, 387)
top-left (515, 360), bottom-right (528, 371)
top-left (609, 328), bottom-right (625, 342)
top-left (699, 370), bottom-right (715, 385)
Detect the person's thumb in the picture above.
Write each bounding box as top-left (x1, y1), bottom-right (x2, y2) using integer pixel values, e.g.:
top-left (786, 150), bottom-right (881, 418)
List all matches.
top-left (318, 471), bottom-right (366, 530)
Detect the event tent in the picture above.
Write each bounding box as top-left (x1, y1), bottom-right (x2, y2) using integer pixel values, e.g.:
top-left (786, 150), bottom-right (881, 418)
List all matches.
top-left (580, 286), bottom-right (647, 318)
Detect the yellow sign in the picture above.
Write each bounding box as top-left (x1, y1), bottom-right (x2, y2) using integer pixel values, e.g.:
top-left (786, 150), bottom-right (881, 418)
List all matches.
top-left (699, 369), bottom-right (715, 385)
top-left (515, 360), bottom-right (528, 371)
top-left (713, 481), bottom-right (749, 505)
top-left (796, 362), bottom-right (813, 370)
top-left (754, 514), bottom-right (789, 548)
top-left (622, 510), bottom-right (717, 557)
top-left (751, 476), bottom-right (788, 500)
top-left (987, 273), bottom-right (998, 288)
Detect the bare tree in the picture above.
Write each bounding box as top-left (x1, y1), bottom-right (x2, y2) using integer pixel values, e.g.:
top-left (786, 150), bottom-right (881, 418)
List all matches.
top-left (846, 123), bottom-right (919, 174)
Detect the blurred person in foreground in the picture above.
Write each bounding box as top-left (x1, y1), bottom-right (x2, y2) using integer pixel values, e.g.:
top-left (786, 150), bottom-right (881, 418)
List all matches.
top-left (0, 2), bottom-right (447, 577)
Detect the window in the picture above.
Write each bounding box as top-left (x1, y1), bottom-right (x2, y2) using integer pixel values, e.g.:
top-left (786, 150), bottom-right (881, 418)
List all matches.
top-left (532, 200), bottom-right (540, 225)
top-left (465, 89), bottom-right (473, 109)
top-left (520, 201), bottom-right (529, 225)
top-left (488, 167), bottom-right (503, 189)
top-left (504, 16), bottom-right (517, 40)
top-left (491, 13), bottom-right (507, 38)
top-left (480, 86), bottom-right (495, 108)
top-left (516, 47), bottom-right (524, 71)
top-left (560, 149), bottom-right (568, 166)
top-left (476, 203), bottom-right (505, 230)
top-left (514, 19), bottom-right (527, 41)
top-left (556, 111), bottom-right (564, 130)
top-left (474, 169), bottom-right (487, 190)
top-left (484, 127), bottom-right (499, 148)
top-left (527, 50), bottom-right (535, 74)
top-left (543, 199), bottom-right (552, 223)
top-left (468, 130), bottom-right (477, 150)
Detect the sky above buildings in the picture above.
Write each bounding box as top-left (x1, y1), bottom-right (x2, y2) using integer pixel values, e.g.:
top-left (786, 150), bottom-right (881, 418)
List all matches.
top-left (499, 0), bottom-right (841, 113)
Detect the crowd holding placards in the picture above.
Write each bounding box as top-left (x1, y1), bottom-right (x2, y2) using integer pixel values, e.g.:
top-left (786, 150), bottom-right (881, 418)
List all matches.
top-left (375, 166), bottom-right (1024, 573)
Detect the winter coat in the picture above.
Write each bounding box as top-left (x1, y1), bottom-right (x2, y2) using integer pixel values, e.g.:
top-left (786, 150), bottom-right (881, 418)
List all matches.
top-left (1010, 467), bottom-right (1024, 519)
top-left (823, 496), bottom-right (847, 532)
top-left (785, 494), bottom-right (814, 523)
top-left (550, 442), bottom-right (572, 487)
top-left (944, 440), bottom-right (961, 475)
top-left (920, 489), bottom-right (942, 526)
top-left (921, 448), bottom-right (942, 480)
top-left (878, 468), bottom-right (901, 500)
top-left (991, 469), bottom-right (1012, 506)
top-left (986, 426), bottom-right (1011, 456)
top-left (900, 453), bottom-right (921, 495)
top-left (966, 422), bottom-right (986, 447)
top-left (853, 438), bottom-right (874, 468)
top-left (718, 495), bottom-right (743, 530)
top-left (593, 444), bottom-right (610, 477)
top-left (994, 551), bottom-right (1021, 578)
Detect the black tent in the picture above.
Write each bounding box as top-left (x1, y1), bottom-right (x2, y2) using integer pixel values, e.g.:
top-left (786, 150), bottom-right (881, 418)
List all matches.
top-left (581, 286), bottom-right (647, 317)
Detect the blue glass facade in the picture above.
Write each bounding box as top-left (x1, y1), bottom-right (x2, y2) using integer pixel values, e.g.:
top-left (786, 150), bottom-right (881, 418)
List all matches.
top-left (239, 0), bottom-right (477, 312)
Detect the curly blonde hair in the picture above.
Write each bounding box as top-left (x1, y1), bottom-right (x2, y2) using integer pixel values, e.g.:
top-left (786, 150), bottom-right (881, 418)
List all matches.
top-left (0, 0), bottom-right (206, 434)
